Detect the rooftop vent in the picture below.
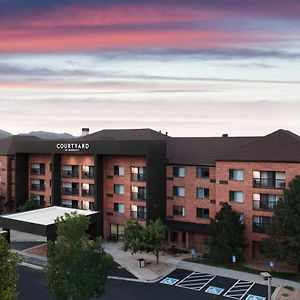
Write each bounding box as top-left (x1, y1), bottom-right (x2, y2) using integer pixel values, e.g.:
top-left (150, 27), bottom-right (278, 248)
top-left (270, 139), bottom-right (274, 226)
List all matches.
top-left (81, 128), bottom-right (89, 137)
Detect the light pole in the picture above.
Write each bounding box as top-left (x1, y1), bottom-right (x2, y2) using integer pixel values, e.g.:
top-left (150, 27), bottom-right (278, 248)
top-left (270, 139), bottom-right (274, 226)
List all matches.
top-left (260, 272), bottom-right (272, 300)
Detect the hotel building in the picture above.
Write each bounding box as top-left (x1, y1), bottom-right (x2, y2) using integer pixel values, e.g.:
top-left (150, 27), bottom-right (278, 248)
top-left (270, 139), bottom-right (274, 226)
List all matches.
top-left (0, 128), bottom-right (299, 260)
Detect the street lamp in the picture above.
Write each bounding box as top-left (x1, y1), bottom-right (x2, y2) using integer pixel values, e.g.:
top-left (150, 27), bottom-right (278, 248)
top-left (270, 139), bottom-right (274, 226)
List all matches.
top-left (260, 272), bottom-right (272, 300)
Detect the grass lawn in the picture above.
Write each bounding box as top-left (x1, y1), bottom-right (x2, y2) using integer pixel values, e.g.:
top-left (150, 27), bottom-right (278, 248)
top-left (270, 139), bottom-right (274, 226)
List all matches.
top-left (184, 257), bottom-right (300, 283)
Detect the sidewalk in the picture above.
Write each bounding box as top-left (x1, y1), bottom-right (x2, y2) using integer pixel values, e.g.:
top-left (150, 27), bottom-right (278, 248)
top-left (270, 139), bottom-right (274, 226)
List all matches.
top-left (104, 241), bottom-right (300, 290)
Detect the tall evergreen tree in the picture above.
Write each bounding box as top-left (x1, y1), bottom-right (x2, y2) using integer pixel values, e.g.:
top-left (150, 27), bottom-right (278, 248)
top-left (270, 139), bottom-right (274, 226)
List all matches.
top-left (0, 235), bottom-right (20, 300)
top-left (208, 203), bottom-right (246, 263)
top-left (262, 175), bottom-right (300, 271)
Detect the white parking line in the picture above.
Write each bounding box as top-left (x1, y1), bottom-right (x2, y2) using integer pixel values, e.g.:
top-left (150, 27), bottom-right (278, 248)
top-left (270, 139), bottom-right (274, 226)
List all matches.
top-left (175, 272), bottom-right (216, 291)
top-left (223, 280), bottom-right (255, 300)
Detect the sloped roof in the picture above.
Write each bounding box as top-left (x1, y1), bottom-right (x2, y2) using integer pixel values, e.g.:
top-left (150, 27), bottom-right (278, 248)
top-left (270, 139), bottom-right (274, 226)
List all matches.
top-left (217, 129), bottom-right (300, 163)
top-left (79, 128), bottom-right (169, 141)
top-left (167, 136), bottom-right (258, 165)
top-left (0, 135), bottom-right (40, 155)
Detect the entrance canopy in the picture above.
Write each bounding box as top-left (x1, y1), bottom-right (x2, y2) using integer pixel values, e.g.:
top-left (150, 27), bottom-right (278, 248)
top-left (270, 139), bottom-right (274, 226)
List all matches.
top-left (0, 206), bottom-right (102, 241)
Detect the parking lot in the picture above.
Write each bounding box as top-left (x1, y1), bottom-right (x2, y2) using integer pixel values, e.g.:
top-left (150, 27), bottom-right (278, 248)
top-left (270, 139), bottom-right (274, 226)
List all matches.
top-left (160, 269), bottom-right (276, 300)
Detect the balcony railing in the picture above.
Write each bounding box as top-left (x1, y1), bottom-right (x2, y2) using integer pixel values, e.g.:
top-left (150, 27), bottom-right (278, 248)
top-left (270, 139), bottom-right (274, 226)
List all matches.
top-left (252, 222), bottom-right (270, 233)
top-left (61, 170), bottom-right (79, 178)
top-left (253, 200), bottom-right (277, 211)
top-left (253, 178), bottom-right (286, 189)
top-left (31, 184), bottom-right (45, 191)
top-left (82, 171), bottom-right (94, 179)
top-left (31, 168), bottom-right (45, 176)
top-left (131, 192), bottom-right (146, 201)
top-left (82, 189), bottom-right (95, 197)
top-left (61, 187), bottom-right (79, 196)
top-left (131, 173), bottom-right (147, 182)
top-left (131, 211), bottom-right (147, 220)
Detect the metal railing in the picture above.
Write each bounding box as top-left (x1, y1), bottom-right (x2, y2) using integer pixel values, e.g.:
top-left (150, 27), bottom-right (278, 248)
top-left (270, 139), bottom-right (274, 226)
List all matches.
top-left (82, 171), bottom-right (94, 179)
top-left (82, 189), bottom-right (95, 197)
top-left (30, 168), bottom-right (45, 175)
top-left (252, 222), bottom-right (270, 233)
top-left (131, 191), bottom-right (147, 201)
top-left (253, 178), bottom-right (285, 189)
top-left (253, 200), bottom-right (277, 211)
top-left (131, 173), bottom-right (147, 182)
top-left (61, 187), bottom-right (79, 196)
top-left (31, 184), bottom-right (45, 191)
top-left (131, 211), bottom-right (146, 220)
top-left (61, 170), bottom-right (79, 178)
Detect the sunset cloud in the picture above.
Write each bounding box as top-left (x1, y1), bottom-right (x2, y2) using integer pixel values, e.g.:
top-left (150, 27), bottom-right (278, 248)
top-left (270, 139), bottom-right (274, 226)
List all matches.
top-left (0, 0), bottom-right (299, 135)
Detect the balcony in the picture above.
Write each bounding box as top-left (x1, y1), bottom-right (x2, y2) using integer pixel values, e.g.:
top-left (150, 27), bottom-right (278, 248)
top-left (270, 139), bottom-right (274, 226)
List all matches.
top-left (253, 222), bottom-right (270, 233)
top-left (253, 200), bottom-right (277, 211)
top-left (31, 184), bottom-right (45, 191)
top-left (61, 187), bottom-right (79, 196)
top-left (131, 191), bottom-right (146, 201)
top-left (82, 189), bottom-right (95, 197)
top-left (31, 168), bottom-right (45, 176)
top-left (131, 211), bottom-right (146, 220)
top-left (253, 178), bottom-right (285, 189)
top-left (131, 173), bottom-right (147, 182)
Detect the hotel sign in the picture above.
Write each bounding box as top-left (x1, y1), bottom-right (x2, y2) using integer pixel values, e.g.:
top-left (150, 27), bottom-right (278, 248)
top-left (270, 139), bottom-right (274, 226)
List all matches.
top-left (56, 143), bottom-right (90, 152)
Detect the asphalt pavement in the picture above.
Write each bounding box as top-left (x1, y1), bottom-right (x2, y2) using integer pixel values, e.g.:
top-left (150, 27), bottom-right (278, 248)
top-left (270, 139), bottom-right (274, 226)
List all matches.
top-left (17, 265), bottom-right (275, 300)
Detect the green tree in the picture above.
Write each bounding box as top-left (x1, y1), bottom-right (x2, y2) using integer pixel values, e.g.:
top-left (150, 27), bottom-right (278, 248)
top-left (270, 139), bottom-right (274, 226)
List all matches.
top-left (208, 203), bottom-right (246, 263)
top-left (44, 212), bottom-right (114, 300)
top-left (17, 199), bottom-right (43, 212)
top-left (143, 218), bottom-right (167, 263)
top-left (123, 219), bottom-right (144, 253)
top-left (0, 235), bottom-right (21, 300)
top-left (123, 218), bottom-right (167, 263)
top-left (262, 176), bottom-right (300, 271)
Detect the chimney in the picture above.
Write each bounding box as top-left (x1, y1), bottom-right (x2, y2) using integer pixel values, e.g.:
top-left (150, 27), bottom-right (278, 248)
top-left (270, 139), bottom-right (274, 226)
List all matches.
top-left (81, 128), bottom-right (89, 137)
top-left (165, 131), bottom-right (168, 136)
top-left (222, 133), bottom-right (228, 137)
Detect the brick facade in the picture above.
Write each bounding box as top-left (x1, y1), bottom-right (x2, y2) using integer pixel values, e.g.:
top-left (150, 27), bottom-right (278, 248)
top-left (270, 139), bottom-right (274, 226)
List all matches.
top-left (166, 161), bottom-right (300, 260)
top-left (103, 155), bottom-right (147, 240)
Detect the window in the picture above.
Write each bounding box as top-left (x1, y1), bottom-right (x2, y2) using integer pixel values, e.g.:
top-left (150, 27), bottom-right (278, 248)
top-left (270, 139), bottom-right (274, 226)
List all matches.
top-left (196, 208), bottom-right (209, 218)
top-left (82, 165), bottom-right (94, 179)
top-left (131, 166), bottom-right (146, 181)
top-left (173, 186), bottom-right (185, 197)
top-left (173, 166), bottom-right (185, 177)
top-left (229, 191), bottom-right (244, 203)
top-left (196, 188), bottom-right (209, 199)
top-left (62, 165), bottom-right (79, 178)
top-left (114, 203), bottom-right (125, 213)
top-left (253, 171), bottom-right (285, 189)
top-left (173, 205), bottom-right (185, 216)
top-left (114, 166), bottom-right (124, 176)
top-left (253, 216), bottom-right (271, 233)
top-left (114, 184), bottom-right (124, 195)
top-left (237, 213), bottom-right (245, 224)
top-left (131, 205), bottom-right (147, 219)
top-left (170, 231), bottom-right (179, 242)
top-left (131, 186), bottom-right (147, 201)
top-left (229, 169), bottom-right (244, 181)
top-left (253, 193), bottom-right (281, 211)
top-left (31, 163), bottom-right (45, 175)
top-left (196, 167), bottom-right (210, 178)
top-left (110, 224), bottom-right (125, 240)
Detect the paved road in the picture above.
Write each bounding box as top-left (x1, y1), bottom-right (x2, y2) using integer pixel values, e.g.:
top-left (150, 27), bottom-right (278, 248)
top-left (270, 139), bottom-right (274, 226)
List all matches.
top-left (17, 266), bottom-right (274, 300)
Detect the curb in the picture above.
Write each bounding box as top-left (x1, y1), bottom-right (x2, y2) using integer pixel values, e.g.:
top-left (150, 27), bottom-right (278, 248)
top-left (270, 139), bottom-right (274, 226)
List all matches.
top-left (20, 262), bottom-right (44, 271)
top-left (113, 258), bottom-right (178, 283)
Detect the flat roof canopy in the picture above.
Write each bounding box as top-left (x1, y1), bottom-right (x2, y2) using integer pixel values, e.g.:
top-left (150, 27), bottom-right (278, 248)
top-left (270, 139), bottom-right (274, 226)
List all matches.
top-left (0, 206), bottom-right (102, 240)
